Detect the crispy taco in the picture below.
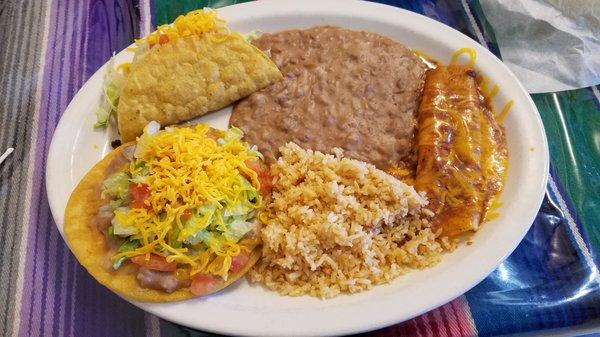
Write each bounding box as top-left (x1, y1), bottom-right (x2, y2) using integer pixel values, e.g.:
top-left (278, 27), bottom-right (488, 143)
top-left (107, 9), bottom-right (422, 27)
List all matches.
top-left (95, 9), bottom-right (282, 142)
top-left (64, 123), bottom-right (272, 302)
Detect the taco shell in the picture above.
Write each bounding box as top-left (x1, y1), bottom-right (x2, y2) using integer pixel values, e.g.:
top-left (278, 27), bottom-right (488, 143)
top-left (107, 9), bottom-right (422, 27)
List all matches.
top-left (117, 34), bottom-right (282, 142)
top-left (64, 143), bottom-right (261, 302)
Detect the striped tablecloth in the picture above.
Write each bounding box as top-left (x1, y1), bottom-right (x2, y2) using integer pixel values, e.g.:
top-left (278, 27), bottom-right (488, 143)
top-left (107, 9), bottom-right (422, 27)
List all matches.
top-left (1, 0), bottom-right (599, 336)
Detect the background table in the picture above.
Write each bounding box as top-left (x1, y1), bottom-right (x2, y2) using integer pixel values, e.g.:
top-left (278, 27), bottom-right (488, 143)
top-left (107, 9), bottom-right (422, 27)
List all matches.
top-left (1, 0), bottom-right (599, 336)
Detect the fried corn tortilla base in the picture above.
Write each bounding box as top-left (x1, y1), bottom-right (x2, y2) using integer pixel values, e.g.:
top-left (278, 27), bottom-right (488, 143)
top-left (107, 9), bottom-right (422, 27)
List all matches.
top-left (64, 143), bottom-right (261, 302)
top-left (117, 34), bottom-right (282, 142)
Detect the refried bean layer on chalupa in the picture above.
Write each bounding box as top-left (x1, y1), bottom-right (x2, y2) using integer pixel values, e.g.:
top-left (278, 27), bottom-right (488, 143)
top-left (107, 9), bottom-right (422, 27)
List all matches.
top-left (230, 25), bottom-right (427, 170)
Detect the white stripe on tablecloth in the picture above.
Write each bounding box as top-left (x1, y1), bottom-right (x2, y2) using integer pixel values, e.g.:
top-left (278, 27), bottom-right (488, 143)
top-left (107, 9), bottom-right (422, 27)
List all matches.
top-left (460, 0), bottom-right (489, 49)
top-left (11, 0), bottom-right (54, 335)
top-left (460, 295), bottom-right (478, 335)
top-left (139, 0), bottom-right (153, 36)
top-left (0, 148), bottom-right (14, 165)
top-left (441, 300), bottom-right (460, 336)
top-left (547, 175), bottom-right (600, 282)
top-left (145, 313), bottom-right (161, 337)
top-left (591, 86), bottom-right (600, 105)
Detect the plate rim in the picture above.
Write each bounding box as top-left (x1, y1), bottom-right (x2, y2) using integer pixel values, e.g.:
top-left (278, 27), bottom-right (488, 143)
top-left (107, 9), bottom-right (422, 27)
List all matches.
top-left (46, 0), bottom-right (550, 335)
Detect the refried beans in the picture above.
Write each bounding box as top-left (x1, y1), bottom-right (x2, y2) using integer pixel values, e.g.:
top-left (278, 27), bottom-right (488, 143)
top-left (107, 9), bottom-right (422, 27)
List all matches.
top-left (230, 26), bottom-right (427, 170)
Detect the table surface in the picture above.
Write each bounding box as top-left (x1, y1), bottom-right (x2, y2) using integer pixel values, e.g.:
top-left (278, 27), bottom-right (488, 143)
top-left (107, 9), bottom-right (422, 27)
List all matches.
top-left (0, 0), bottom-right (599, 336)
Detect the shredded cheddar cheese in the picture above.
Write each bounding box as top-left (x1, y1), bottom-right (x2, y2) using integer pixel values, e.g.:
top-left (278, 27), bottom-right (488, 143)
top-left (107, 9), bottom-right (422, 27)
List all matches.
top-left (497, 100), bottom-right (514, 122)
top-left (136, 8), bottom-right (241, 48)
top-left (111, 124), bottom-right (262, 278)
top-left (450, 48), bottom-right (476, 67)
top-left (116, 62), bottom-right (131, 75)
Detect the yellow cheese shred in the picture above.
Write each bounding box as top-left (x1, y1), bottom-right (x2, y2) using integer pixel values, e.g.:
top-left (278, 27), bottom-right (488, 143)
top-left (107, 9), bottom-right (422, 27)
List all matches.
top-left (112, 124), bottom-right (262, 278)
top-left (497, 100), bottom-right (514, 122)
top-left (136, 8), bottom-right (241, 48)
top-left (450, 48), bottom-right (476, 67)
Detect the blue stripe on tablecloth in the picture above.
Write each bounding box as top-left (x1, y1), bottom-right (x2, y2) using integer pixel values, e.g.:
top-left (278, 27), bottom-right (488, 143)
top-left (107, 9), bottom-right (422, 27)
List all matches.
top-left (465, 168), bottom-right (600, 337)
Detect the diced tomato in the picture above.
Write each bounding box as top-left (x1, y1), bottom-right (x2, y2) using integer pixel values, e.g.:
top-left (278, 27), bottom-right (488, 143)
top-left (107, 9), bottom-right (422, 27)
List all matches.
top-left (244, 159), bottom-right (272, 197)
top-left (244, 159), bottom-right (261, 172)
top-left (189, 273), bottom-right (218, 296)
top-left (229, 253), bottom-right (250, 274)
top-left (181, 209), bottom-right (193, 222)
top-left (131, 254), bottom-right (177, 272)
top-left (257, 172), bottom-right (272, 197)
top-left (158, 34), bottom-right (169, 45)
top-left (130, 183), bottom-right (151, 209)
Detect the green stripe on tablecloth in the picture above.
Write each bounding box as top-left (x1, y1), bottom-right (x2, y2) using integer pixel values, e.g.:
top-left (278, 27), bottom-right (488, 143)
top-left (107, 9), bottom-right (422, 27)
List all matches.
top-left (533, 90), bottom-right (600, 253)
top-left (0, 0), bottom-right (48, 336)
top-left (153, 0), bottom-right (249, 25)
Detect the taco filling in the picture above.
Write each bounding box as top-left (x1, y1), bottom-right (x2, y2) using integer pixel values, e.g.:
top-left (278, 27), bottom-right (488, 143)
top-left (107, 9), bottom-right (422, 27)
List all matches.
top-left (90, 123), bottom-right (270, 296)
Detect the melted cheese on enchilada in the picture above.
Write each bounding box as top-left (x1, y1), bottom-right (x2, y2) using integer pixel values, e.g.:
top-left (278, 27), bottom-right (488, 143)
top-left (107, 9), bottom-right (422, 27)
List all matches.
top-left (415, 65), bottom-right (508, 236)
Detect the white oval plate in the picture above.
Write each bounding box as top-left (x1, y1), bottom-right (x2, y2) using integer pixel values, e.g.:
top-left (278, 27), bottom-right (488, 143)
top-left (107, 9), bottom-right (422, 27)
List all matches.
top-left (46, 0), bottom-right (549, 335)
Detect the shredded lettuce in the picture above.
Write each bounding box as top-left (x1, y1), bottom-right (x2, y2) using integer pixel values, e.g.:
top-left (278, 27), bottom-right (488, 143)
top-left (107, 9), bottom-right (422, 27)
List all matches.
top-left (102, 172), bottom-right (131, 201)
top-left (247, 144), bottom-right (264, 161)
top-left (134, 121), bottom-right (161, 159)
top-left (240, 176), bottom-right (259, 203)
top-left (169, 226), bottom-right (182, 249)
top-left (129, 161), bottom-right (149, 184)
top-left (109, 199), bottom-right (125, 208)
top-left (181, 189), bottom-right (258, 244)
top-left (184, 229), bottom-right (209, 245)
top-left (242, 29), bottom-right (262, 43)
top-left (129, 175), bottom-right (148, 185)
top-left (217, 127), bottom-right (264, 160)
top-left (197, 203), bottom-right (217, 215)
top-left (223, 202), bottom-right (249, 217)
top-left (112, 239), bottom-right (140, 270)
top-left (94, 108), bottom-right (111, 128)
top-left (111, 207), bottom-right (139, 236)
top-left (94, 56), bottom-right (127, 128)
top-left (247, 189), bottom-right (258, 203)
top-left (183, 201), bottom-right (255, 245)
top-left (178, 204), bottom-right (217, 242)
top-left (130, 40), bottom-right (151, 68)
top-left (217, 127), bottom-right (244, 145)
top-left (112, 257), bottom-right (126, 270)
top-left (224, 219), bottom-right (255, 242)
top-left (184, 230), bottom-right (225, 253)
